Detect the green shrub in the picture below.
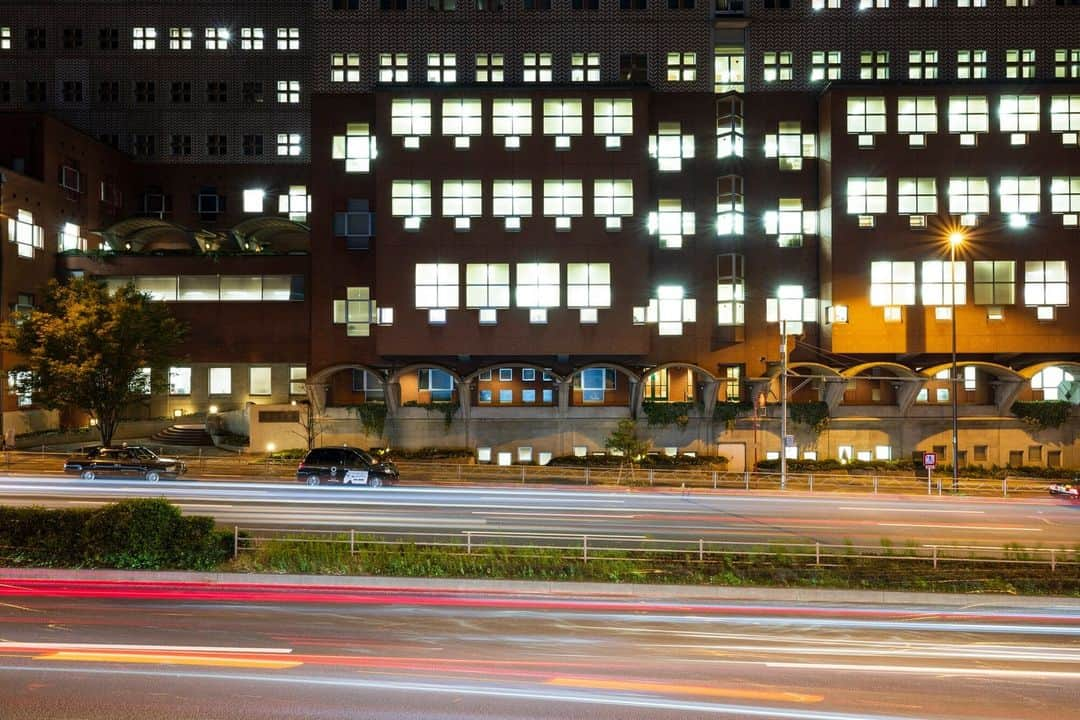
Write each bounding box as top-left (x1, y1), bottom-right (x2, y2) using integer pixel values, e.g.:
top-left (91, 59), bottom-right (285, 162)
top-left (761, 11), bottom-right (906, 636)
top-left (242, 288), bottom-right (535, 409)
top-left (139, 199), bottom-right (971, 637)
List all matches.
top-left (1011, 401), bottom-right (1073, 430)
top-left (641, 401), bottom-right (697, 428)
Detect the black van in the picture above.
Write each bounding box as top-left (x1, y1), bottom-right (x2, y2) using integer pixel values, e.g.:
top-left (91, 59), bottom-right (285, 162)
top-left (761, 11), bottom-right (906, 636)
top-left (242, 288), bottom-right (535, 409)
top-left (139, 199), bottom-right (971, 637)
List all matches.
top-left (296, 447), bottom-right (399, 487)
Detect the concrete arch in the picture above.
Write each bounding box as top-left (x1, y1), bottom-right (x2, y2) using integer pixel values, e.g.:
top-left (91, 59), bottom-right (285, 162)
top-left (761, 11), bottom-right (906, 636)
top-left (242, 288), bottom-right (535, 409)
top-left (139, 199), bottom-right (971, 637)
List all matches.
top-left (919, 361), bottom-right (1023, 382)
top-left (308, 363), bottom-right (388, 387)
top-left (643, 361), bottom-right (718, 383)
top-left (462, 363), bottom-right (564, 385)
top-left (567, 362), bottom-right (642, 385)
top-left (1015, 361), bottom-right (1080, 380)
top-left (387, 363), bottom-right (463, 387)
top-left (841, 362), bottom-right (921, 379)
top-left (787, 362), bottom-right (842, 378)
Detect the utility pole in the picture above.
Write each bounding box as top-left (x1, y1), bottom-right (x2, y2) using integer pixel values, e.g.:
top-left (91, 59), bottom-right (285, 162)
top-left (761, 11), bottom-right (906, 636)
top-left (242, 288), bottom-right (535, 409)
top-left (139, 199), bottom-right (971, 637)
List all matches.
top-left (780, 322), bottom-right (788, 490)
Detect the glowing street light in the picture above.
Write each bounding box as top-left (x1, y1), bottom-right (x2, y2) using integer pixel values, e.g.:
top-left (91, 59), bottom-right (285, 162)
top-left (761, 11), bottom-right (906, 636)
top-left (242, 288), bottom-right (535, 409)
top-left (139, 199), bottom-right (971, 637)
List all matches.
top-left (947, 229), bottom-right (965, 492)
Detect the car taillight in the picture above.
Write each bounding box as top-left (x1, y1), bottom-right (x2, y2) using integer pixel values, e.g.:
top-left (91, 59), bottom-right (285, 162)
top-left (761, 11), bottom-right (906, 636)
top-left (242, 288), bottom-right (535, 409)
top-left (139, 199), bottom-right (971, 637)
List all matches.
top-left (298, 462), bottom-right (305, 471)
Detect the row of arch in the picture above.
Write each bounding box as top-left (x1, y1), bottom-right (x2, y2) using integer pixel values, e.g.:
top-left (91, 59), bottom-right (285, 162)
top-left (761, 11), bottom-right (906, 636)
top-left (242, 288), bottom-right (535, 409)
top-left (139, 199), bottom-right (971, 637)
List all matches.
top-left (91, 216), bottom-right (310, 255)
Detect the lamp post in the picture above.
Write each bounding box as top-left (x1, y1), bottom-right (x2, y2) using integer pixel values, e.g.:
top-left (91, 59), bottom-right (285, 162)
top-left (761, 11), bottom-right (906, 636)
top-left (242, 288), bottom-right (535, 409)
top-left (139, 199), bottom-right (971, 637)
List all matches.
top-left (948, 231), bottom-right (965, 492)
top-left (780, 321), bottom-right (788, 491)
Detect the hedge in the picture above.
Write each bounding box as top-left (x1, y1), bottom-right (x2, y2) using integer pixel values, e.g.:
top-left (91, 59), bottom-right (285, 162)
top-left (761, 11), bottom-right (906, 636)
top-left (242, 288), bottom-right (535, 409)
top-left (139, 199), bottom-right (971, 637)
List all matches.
top-left (0, 498), bottom-right (232, 570)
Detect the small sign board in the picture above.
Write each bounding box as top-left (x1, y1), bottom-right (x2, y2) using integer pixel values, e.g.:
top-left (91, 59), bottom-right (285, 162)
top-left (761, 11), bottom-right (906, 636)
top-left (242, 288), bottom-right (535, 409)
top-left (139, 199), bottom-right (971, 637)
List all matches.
top-left (784, 434), bottom-right (796, 448)
top-left (923, 452), bottom-right (937, 469)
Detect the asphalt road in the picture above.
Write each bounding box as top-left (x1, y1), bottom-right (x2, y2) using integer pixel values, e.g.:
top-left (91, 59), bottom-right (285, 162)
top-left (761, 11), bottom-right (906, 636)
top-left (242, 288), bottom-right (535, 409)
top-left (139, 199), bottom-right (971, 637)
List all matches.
top-left (0, 475), bottom-right (1077, 548)
top-left (0, 576), bottom-right (1077, 720)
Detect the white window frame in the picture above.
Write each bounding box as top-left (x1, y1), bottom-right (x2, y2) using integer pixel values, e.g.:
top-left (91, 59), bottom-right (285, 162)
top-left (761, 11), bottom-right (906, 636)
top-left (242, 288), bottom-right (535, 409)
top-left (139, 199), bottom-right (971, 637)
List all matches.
top-left (870, 261), bottom-right (917, 307)
top-left (331, 123), bottom-right (378, 173)
top-left (648, 199), bottom-right (695, 249)
top-left (391, 181), bottom-right (433, 229)
top-left (169, 27), bottom-right (192, 50)
top-left (648, 122), bottom-right (695, 172)
top-left (132, 27), bottom-right (157, 50)
top-left (391, 98), bottom-right (432, 148)
top-left (427, 52), bottom-right (457, 83)
top-left (523, 52), bottom-right (553, 82)
top-left (542, 180), bottom-right (583, 229)
top-left (572, 52), bottom-right (601, 82)
top-left (240, 27), bottom-right (264, 50)
top-left (209, 367), bottom-right (232, 396)
top-left (331, 53), bottom-right (361, 83)
top-left (250, 367), bottom-right (272, 396)
top-left (476, 53), bottom-right (505, 82)
top-left (379, 53), bottom-right (409, 83)
top-left (276, 27), bottom-right (300, 51)
top-left (593, 180), bottom-right (633, 229)
top-left (922, 261), bottom-right (967, 307)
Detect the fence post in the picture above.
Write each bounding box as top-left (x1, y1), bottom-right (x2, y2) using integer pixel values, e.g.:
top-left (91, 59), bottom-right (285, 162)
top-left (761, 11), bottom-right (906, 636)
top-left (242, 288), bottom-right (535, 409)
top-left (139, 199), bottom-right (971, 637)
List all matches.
top-left (699, 538), bottom-right (704, 562)
top-left (873, 475), bottom-right (878, 494)
top-left (815, 542), bottom-right (820, 565)
top-left (457, 464), bottom-right (462, 482)
top-left (1050, 549), bottom-right (1056, 572)
top-left (744, 471), bottom-right (750, 490)
top-left (932, 546), bottom-right (938, 569)
top-left (521, 465), bottom-right (526, 484)
top-left (350, 528), bottom-right (355, 555)
top-left (937, 476), bottom-right (942, 495)
top-left (583, 535), bottom-right (588, 563)
top-left (808, 474), bottom-right (814, 493)
top-left (233, 526), bottom-right (239, 558)
top-left (466, 531), bottom-right (472, 555)
top-left (584, 466), bottom-right (590, 486)
top-left (648, 469), bottom-right (654, 486)
top-left (1002, 477), bottom-right (1007, 497)
top-left (712, 471), bottom-right (718, 490)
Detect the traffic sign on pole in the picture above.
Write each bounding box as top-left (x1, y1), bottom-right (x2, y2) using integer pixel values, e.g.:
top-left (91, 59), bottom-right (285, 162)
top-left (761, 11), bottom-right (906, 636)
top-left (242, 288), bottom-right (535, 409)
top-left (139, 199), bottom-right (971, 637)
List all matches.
top-left (923, 452), bottom-right (937, 469)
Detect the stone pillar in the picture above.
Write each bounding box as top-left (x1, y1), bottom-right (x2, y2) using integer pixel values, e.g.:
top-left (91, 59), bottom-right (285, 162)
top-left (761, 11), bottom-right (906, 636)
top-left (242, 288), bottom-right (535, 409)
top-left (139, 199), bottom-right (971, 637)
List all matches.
top-left (629, 378), bottom-right (644, 419)
top-left (896, 377), bottom-right (927, 415)
top-left (385, 380), bottom-right (402, 417)
top-left (557, 378), bottom-right (572, 417)
top-left (701, 379), bottom-right (720, 422)
top-left (994, 378), bottom-right (1026, 416)
top-left (455, 379), bottom-right (472, 420)
top-left (823, 378), bottom-right (847, 412)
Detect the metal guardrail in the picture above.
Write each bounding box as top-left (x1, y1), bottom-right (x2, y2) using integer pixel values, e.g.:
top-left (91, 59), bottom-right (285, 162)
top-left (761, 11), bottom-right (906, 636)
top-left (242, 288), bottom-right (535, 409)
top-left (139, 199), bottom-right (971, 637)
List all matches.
top-left (232, 526), bottom-right (1080, 571)
top-left (0, 449), bottom-right (1068, 498)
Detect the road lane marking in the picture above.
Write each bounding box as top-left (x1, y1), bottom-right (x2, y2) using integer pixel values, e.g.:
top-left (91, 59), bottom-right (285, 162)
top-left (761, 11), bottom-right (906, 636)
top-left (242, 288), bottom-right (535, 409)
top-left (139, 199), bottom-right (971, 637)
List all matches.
top-left (548, 677), bottom-right (824, 704)
top-left (474, 512), bottom-right (638, 519)
top-left (762, 661), bottom-right (1080, 679)
top-left (877, 523), bottom-right (1041, 531)
top-left (839, 507), bottom-right (984, 514)
top-left (36, 651), bottom-right (301, 670)
top-left (0, 641), bottom-right (293, 654)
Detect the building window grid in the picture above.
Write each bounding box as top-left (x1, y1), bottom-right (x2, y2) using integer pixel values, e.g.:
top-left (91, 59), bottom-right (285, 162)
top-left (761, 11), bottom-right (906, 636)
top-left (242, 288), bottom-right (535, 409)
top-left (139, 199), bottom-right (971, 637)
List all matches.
top-left (240, 28), bottom-right (264, 50)
top-left (810, 51), bottom-right (841, 82)
top-left (716, 96), bottom-right (744, 158)
top-left (898, 177), bottom-right (938, 215)
top-left (542, 99), bottom-right (583, 148)
top-left (205, 28), bottom-right (229, 50)
top-left (1024, 261), bottom-right (1068, 310)
top-left (276, 28), bottom-right (300, 50)
top-left (1006, 49), bottom-right (1036, 79)
top-left (331, 53), bottom-right (361, 82)
top-left (666, 52), bottom-right (697, 82)
top-left (132, 27), bottom-right (157, 50)
top-left (566, 263), bottom-right (612, 317)
top-left (764, 121), bottom-right (815, 171)
top-left (391, 98), bottom-right (432, 147)
top-left (1000, 176), bottom-right (1041, 216)
top-left (465, 264), bottom-right (511, 315)
top-left (492, 179), bottom-right (533, 222)
top-left (1051, 176), bottom-right (1080, 226)
top-left (523, 53), bottom-right (553, 82)
top-left (717, 175), bottom-right (745, 236)
top-left (922, 261), bottom-right (967, 307)
top-left (714, 47), bottom-right (745, 93)
top-left (847, 96), bottom-right (887, 146)
top-left (515, 263), bottom-right (561, 315)
top-left (847, 177), bottom-right (888, 216)
top-left (1055, 49), bottom-right (1080, 79)
top-left (476, 53), bottom-right (505, 82)
top-left (649, 122), bottom-right (695, 172)
top-left (169, 27), bottom-right (192, 50)
top-left (0, 27), bottom-right (10, 50)
top-left (593, 180), bottom-right (634, 227)
top-left (763, 51), bottom-right (793, 82)
top-left (379, 53), bottom-right (409, 83)
top-left (572, 53), bottom-right (601, 82)
top-left (392, 180), bottom-right (433, 228)
top-left (859, 51), bottom-right (890, 80)
top-left (908, 50), bottom-right (939, 79)
top-left (332, 123), bottom-right (378, 173)
top-left (276, 81), bottom-right (300, 104)
top-left (948, 177), bottom-right (990, 216)
top-left (415, 264), bottom-right (460, 319)
top-left (333, 286), bottom-right (378, 336)
top-left (8, 210), bottom-right (45, 259)
top-left (973, 260), bottom-right (1016, 305)
top-left (956, 49), bottom-right (988, 79)
top-left (427, 53), bottom-right (458, 83)
top-left (897, 96), bottom-right (938, 147)
top-left (442, 180), bottom-right (483, 226)
top-left (542, 180), bottom-right (584, 227)
top-left (870, 261), bottom-right (916, 308)
top-left (948, 95), bottom-right (989, 145)
top-left (717, 254), bottom-right (745, 326)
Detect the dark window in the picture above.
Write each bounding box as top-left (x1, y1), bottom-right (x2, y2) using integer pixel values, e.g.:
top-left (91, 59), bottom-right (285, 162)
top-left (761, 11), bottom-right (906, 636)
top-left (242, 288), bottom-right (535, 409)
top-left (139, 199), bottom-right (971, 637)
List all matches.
top-left (619, 53), bottom-right (647, 82)
top-left (242, 81), bottom-right (263, 103)
top-left (206, 135), bottom-right (228, 156)
top-left (99, 134), bottom-right (119, 149)
top-left (63, 28), bottom-right (83, 49)
top-left (197, 186), bottom-right (224, 217)
top-left (973, 445), bottom-right (988, 462)
top-left (26, 28), bottom-right (46, 49)
top-left (131, 134), bottom-right (156, 157)
top-left (170, 135), bottom-right (191, 156)
top-left (1048, 450), bottom-right (1062, 468)
top-left (0, 81), bottom-right (10, 103)
top-left (428, 0), bottom-right (457, 7)
top-left (25, 81), bottom-right (46, 103)
top-left (477, 0), bottom-right (504, 8)
top-left (62, 81), bottom-right (83, 102)
top-left (1008, 450), bottom-right (1024, 467)
top-left (207, 81), bottom-right (228, 103)
top-left (620, 0), bottom-right (647, 7)
top-left (171, 81), bottom-right (191, 103)
top-left (763, 0), bottom-right (791, 6)
top-left (242, 134), bottom-right (264, 156)
top-left (98, 28), bottom-right (118, 50)
top-left (98, 81), bottom-right (119, 103)
top-left (335, 199), bottom-right (374, 249)
top-left (380, 0), bottom-right (408, 8)
top-left (134, 81), bottom-right (155, 103)
top-left (667, 0), bottom-right (694, 6)
top-left (332, 0), bottom-right (362, 7)
top-left (1056, 0), bottom-right (1080, 5)
top-left (523, 0), bottom-right (552, 7)
top-left (572, 0), bottom-right (599, 7)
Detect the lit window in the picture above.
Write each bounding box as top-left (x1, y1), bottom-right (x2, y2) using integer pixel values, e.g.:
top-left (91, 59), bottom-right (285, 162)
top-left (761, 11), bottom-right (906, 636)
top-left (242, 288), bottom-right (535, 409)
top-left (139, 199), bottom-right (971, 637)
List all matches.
top-left (132, 27), bottom-right (157, 50)
top-left (331, 53), bottom-right (361, 82)
top-left (948, 177), bottom-right (989, 217)
top-left (593, 98), bottom-right (633, 148)
top-left (577, 368), bottom-right (615, 404)
top-left (333, 287), bottom-right (379, 336)
top-left (242, 189), bottom-right (265, 213)
top-left (476, 53), bottom-right (505, 82)
top-left (542, 99), bottom-right (583, 149)
top-left (442, 98), bottom-right (482, 147)
top-left (391, 181), bottom-right (433, 229)
top-left (897, 96), bottom-right (937, 146)
top-left (973, 260), bottom-right (1016, 305)
top-left (276, 27), bottom-right (300, 50)
top-left (492, 180), bottom-right (532, 230)
top-left (908, 50), bottom-right (939, 79)
top-left (716, 95), bottom-right (744, 158)
top-left (764, 121), bottom-right (816, 171)
top-left (1051, 177), bottom-right (1080, 226)
top-left (572, 52), bottom-right (601, 82)
top-left (276, 133), bottom-right (302, 156)
top-left (859, 50), bottom-right (890, 79)
top-left (466, 263), bottom-right (511, 320)
top-left (205, 27), bottom-right (229, 50)
top-left (523, 52), bottom-right (553, 82)
top-left (812, 0), bottom-right (842, 6)
top-left (870, 261), bottom-right (916, 308)
top-left (427, 53), bottom-right (457, 82)
top-left (644, 368), bottom-right (669, 401)
top-left (1055, 49), bottom-right (1080, 79)
top-left (649, 122), bottom-right (695, 171)
top-left (169, 367), bottom-right (192, 395)
top-left (666, 52), bottom-right (697, 82)
top-left (717, 253), bottom-right (745, 326)
top-left (250, 367), bottom-right (272, 396)
top-left (542, 180), bottom-right (584, 229)
top-left (415, 264), bottom-right (459, 323)
top-left (716, 175), bottom-right (745, 235)
top-left (956, 0), bottom-right (986, 6)
top-left (1000, 95), bottom-right (1039, 144)
top-left (391, 98), bottom-right (432, 148)
top-left (763, 51), bottom-right (793, 82)
top-left (956, 49), bottom-right (987, 79)
top-left (567, 263), bottom-right (612, 322)
top-left (1006, 49), bottom-right (1036, 79)
top-left (240, 27), bottom-right (264, 50)
top-left (290, 367), bottom-right (307, 395)
top-left (331, 123), bottom-right (378, 173)
top-left (379, 53), bottom-right (409, 83)
top-left (908, 0), bottom-right (937, 7)
top-left (442, 180), bottom-right (482, 229)
top-left (648, 199), bottom-right (695, 248)
top-left (897, 178), bottom-right (937, 215)
top-left (847, 177), bottom-right (888, 217)
top-left (766, 285), bottom-right (818, 335)
top-left (593, 180), bottom-right (634, 229)
top-left (847, 96), bottom-right (887, 146)
top-left (7, 209), bottom-right (44, 258)
top-left (634, 286), bottom-right (696, 336)
top-left (0, 27), bottom-right (11, 50)
top-left (1000, 177), bottom-right (1040, 221)
top-left (810, 51), bottom-right (841, 81)
top-left (714, 46), bottom-right (745, 93)
top-left (1024, 261), bottom-right (1069, 312)
top-left (492, 98), bottom-right (532, 147)
top-left (1050, 95), bottom-right (1080, 146)
top-left (764, 199), bottom-right (815, 247)
top-left (276, 80), bottom-right (300, 104)
top-left (1031, 367), bottom-right (1074, 400)
top-left (922, 261), bottom-right (966, 306)
top-left (209, 367), bottom-right (232, 396)
top-left (168, 27), bottom-right (192, 50)
top-left (277, 185), bottom-right (311, 222)
top-left (858, 0), bottom-right (889, 6)
top-left (516, 263), bottom-right (560, 323)
top-left (948, 96), bottom-right (989, 145)
top-left (418, 369), bottom-right (454, 401)
top-left (58, 222), bottom-right (84, 252)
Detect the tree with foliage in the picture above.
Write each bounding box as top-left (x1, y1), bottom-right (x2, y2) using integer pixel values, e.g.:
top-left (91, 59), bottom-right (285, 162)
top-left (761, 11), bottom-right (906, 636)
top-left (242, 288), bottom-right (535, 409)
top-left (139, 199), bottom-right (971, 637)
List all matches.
top-left (604, 418), bottom-right (649, 460)
top-left (2, 278), bottom-right (187, 447)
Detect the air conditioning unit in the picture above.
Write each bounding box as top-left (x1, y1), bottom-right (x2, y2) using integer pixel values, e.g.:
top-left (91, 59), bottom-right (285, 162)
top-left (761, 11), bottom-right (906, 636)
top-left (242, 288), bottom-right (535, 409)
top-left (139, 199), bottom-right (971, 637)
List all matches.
top-left (60, 166), bottom-right (81, 193)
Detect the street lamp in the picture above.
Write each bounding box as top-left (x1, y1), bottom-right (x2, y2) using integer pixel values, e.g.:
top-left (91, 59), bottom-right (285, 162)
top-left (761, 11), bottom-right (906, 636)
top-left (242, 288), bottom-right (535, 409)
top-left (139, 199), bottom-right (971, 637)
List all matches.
top-left (948, 230), bottom-right (965, 492)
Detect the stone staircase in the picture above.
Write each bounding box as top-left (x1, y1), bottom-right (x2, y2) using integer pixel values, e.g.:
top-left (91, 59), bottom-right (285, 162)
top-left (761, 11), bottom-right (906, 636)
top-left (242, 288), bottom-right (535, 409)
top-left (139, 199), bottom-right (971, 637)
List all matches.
top-left (150, 424), bottom-right (214, 446)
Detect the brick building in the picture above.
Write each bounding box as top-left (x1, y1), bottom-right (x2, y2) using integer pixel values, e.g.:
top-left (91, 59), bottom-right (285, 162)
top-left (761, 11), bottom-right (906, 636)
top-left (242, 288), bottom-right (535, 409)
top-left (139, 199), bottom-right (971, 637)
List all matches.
top-left (1, 1), bottom-right (1079, 468)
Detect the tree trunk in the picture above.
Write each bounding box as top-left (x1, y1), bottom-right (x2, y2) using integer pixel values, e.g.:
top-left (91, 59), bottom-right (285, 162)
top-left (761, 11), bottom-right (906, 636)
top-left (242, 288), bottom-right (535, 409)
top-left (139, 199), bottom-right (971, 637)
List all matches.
top-left (95, 407), bottom-right (120, 447)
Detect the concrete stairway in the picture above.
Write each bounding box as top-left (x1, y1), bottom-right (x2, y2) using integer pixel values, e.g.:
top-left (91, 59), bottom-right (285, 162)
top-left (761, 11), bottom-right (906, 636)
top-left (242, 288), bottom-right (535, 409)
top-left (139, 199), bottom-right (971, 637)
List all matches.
top-left (150, 424), bottom-right (214, 446)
